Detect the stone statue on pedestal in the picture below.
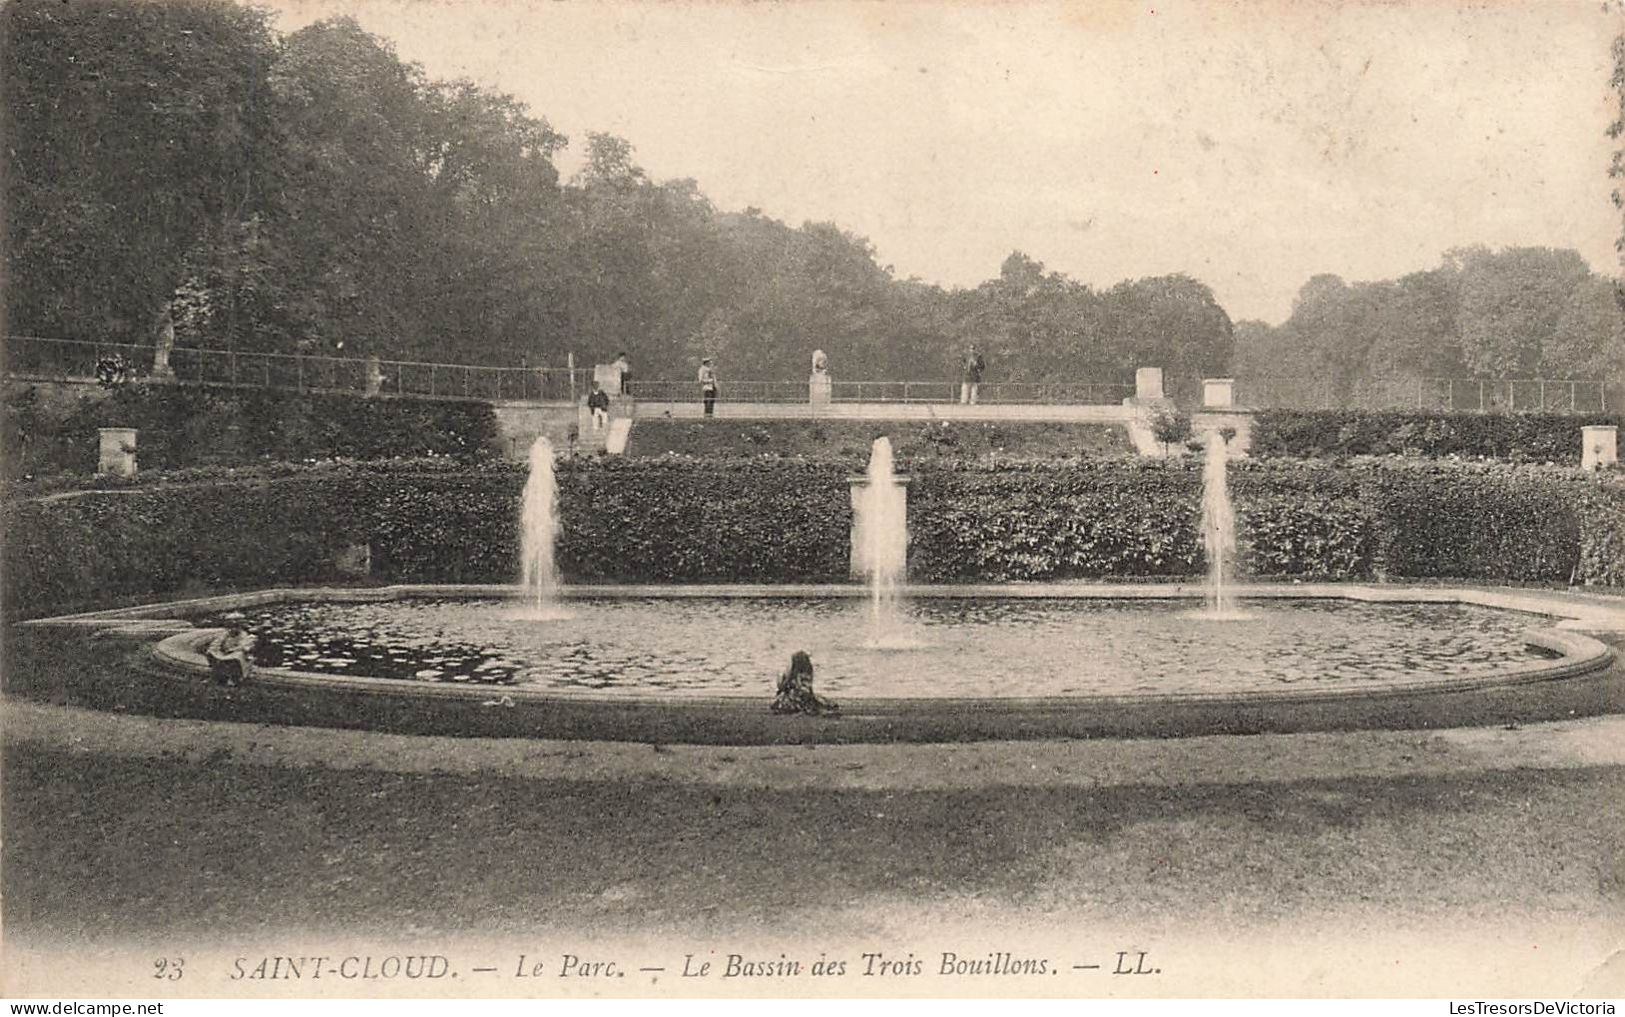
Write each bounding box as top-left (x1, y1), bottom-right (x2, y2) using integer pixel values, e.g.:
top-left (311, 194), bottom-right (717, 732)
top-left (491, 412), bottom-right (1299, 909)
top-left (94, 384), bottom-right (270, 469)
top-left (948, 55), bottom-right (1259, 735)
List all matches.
top-left (809, 349), bottom-right (831, 406)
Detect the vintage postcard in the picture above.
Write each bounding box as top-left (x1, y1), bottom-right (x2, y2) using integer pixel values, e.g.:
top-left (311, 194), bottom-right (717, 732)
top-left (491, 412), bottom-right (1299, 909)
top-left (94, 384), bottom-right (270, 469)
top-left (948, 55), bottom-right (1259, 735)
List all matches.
top-left (3, 0), bottom-right (1623, 1002)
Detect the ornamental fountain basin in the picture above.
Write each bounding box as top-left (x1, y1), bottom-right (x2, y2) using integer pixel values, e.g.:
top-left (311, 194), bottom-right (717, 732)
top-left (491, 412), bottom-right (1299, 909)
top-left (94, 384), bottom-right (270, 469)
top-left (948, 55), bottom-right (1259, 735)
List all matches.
top-left (140, 584), bottom-right (1616, 705)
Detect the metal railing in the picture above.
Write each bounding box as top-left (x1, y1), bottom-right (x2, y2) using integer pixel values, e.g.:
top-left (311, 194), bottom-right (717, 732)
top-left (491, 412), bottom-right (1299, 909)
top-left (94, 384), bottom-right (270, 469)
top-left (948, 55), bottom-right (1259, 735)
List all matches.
top-left (10, 335), bottom-right (1605, 414)
top-left (4, 335), bottom-right (587, 403)
top-left (1230, 375), bottom-right (1612, 414)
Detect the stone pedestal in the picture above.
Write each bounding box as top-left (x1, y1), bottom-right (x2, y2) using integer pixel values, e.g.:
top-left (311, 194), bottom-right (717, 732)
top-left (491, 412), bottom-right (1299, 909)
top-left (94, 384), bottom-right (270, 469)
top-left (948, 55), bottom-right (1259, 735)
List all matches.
top-left (334, 543), bottom-right (372, 577)
top-left (1202, 378), bottom-right (1235, 408)
top-left (593, 363), bottom-right (622, 391)
top-left (1135, 367), bottom-right (1165, 401)
top-left (809, 373), bottom-right (832, 407)
top-left (97, 427), bottom-right (137, 477)
top-left (848, 474), bottom-right (910, 578)
top-left (1582, 425), bottom-right (1618, 471)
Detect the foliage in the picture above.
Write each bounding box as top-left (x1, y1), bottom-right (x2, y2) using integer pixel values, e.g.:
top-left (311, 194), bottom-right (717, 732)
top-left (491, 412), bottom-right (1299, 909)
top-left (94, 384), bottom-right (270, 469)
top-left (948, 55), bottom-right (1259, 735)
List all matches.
top-left (1250, 410), bottom-right (1625, 463)
top-left (1611, 30), bottom-right (1625, 258)
top-left (8, 457), bottom-right (1620, 620)
top-left (1150, 409), bottom-right (1193, 454)
top-left (1232, 248), bottom-right (1624, 400)
top-left (3, 384), bottom-right (498, 477)
top-left (1367, 463), bottom-right (1584, 582)
top-left (1576, 485), bottom-right (1625, 587)
top-left (1, 458), bottom-right (850, 615)
top-left (5, 3), bottom-right (1236, 387)
top-left (555, 459), bottom-right (850, 582)
top-left (908, 463), bottom-right (1204, 581)
top-left (2, 0), bottom-right (281, 344)
top-left (625, 419), bottom-right (1132, 464)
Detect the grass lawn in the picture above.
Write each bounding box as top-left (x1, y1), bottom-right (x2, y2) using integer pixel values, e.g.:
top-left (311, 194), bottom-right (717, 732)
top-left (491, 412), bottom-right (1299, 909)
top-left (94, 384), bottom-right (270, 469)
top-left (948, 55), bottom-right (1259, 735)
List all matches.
top-left (4, 742), bottom-right (1621, 945)
top-left (624, 419), bottom-right (1132, 464)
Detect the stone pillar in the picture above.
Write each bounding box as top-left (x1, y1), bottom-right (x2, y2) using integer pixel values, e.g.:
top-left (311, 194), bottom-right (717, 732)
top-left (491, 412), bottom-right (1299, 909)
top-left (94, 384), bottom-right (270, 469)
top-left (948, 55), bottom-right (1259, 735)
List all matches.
top-left (334, 542), bottom-right (372, 577)
top-left (364, 355), bottom-right (385, 397)
top-left (1135, 367), bottom-right (1164, 401)
top-left (1202, 378), bottom-right (1235, 408)
top-left (1582, 425), bottom-right (1618, 471)
top-left (150, 308), bottom-right (176, 380)
top-left (848, 474), bottom-right (910, 578)
top-left (809, 373), bottom-right (832, 407)
top-left (97, 427), bottom-right (138, 478)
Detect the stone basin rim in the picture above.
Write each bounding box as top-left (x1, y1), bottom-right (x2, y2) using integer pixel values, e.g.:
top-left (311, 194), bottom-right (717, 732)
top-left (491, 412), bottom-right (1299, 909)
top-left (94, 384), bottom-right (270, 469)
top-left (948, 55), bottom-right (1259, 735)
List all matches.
top-left (21, 582), bottom-right (1617, 712)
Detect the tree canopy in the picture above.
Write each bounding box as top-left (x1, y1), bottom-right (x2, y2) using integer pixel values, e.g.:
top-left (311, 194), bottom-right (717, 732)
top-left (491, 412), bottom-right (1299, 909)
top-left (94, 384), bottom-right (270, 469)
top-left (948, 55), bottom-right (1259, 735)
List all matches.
top-left (3, 0), bottom-right (1616, 392)
top-left (1232, 247), bottom-right (1623, 396)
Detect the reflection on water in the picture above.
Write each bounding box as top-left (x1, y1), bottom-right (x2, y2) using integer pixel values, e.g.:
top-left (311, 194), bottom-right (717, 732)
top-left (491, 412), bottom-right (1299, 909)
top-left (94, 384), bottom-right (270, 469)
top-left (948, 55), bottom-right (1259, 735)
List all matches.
top-left (200, 597), bottom-right (1546, 700)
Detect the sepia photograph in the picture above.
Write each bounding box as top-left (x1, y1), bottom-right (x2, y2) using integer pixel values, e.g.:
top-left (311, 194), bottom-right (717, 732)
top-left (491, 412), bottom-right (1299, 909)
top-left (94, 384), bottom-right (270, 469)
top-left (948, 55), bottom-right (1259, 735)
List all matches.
top-left (2, 0), bottom-right (1623, 1002)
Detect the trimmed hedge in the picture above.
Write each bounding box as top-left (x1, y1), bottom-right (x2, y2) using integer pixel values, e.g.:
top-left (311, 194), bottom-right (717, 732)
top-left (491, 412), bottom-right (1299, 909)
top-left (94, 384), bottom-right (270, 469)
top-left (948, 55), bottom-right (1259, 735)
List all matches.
top-left (556, 458), bottom-right (850, 582)
top-left (1251, 410), bottom-right (1624, 463)
top-left (908, 462), bottom-right (1204, 581)
top-left (626, 419), bottom-right (1132, 464)
top-left (1, 458), bottom-right (851, 616)
top-left (5, 456), bottom-right (1623, 619)
top-left (3, 383), bottom-right (499, 477)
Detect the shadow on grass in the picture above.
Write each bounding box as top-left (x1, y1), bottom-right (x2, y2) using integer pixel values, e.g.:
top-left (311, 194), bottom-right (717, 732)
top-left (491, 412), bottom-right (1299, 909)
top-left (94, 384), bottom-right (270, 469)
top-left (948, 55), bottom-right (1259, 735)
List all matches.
top-left (3, 743), bottom-right (1620, 941)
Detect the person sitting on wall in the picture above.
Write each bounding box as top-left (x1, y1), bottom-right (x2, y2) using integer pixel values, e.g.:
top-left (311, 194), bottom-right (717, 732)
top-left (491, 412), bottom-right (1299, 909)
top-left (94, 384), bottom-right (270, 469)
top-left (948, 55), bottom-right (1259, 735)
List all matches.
top-left (95, 354), bottom-right (131, 388)
top-left (587, 381), bottom-right (611, 431)
top-left (206, 616), bottom-right (257, 686)
top-left (771, 650), bottom-right (839, 715)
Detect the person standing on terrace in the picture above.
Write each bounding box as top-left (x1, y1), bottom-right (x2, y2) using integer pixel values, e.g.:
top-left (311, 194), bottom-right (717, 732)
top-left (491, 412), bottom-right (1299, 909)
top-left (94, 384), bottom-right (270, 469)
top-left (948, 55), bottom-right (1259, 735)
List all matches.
top-left (587, 381), bottom-right (610, 431)
top-left (698, 357), bottom-right (719, 417)
top-left (613, 351), bottom-right (632, 396)
top-left (960, 344), bottom-right (986, 405)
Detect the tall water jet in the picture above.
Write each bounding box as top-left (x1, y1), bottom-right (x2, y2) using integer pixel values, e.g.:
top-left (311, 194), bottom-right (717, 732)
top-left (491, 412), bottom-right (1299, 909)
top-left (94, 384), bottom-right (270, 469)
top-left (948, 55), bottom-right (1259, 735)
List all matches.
top-left (854, 436), bottom-right (908, 641)
top-left (1200, 428), bottom-right (1237, 616)
top-left (520, 435), bottom-right (561, 615)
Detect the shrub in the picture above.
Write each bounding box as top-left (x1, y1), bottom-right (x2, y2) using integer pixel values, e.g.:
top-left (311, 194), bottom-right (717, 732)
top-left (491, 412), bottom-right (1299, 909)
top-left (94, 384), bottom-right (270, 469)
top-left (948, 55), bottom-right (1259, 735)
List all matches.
top-left (4, 456), bottom-right (1621, 619)
top-left (625, 419), bottom-right (1132, 463)
top-left (909, 461), bottom-right (1203, 581)
top-left (1229, 462), bottom-right (1376, 579)
top-left (1576, 486), bottom-right (1625, 587)
top-left (556, 458), bottom-right (850, 582)
top-left (1150, 409), bottom-right (1193, 455)
top-left (2, 384), bottom-right (499, 478)
top-left (1252, 409), bottom-right (1624, 463)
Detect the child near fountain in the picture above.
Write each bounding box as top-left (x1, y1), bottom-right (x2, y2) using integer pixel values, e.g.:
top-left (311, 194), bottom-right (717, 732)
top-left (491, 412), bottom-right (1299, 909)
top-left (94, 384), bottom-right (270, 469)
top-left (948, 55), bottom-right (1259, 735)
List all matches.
top-left (206, 616), bottom-right (257, 686)
top-left (771, 651), bottom-right (839, 715)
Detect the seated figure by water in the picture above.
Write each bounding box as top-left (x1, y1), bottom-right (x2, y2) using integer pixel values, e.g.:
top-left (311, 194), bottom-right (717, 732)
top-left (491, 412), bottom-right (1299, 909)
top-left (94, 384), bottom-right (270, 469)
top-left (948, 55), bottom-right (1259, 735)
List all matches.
top-left (771, 651), bottom-right (838, 715)
top-left (206, 621), bottom-right (257, 686)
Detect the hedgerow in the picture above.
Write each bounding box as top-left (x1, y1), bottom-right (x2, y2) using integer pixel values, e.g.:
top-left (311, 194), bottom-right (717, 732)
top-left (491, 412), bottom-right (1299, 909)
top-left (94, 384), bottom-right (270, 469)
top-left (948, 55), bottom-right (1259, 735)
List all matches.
top-left (4, 456), bottom-right (1621, 619)
top-left (1250, 409), bottom-right (1623, 463)
top-left (3, 383), bottom-right (499, 478)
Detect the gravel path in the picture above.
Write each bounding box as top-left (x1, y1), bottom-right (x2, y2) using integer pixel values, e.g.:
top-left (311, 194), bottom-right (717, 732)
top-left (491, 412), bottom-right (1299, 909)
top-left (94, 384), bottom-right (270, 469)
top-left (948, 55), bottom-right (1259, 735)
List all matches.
top-left (7, 697), bottom-right (1624, 790)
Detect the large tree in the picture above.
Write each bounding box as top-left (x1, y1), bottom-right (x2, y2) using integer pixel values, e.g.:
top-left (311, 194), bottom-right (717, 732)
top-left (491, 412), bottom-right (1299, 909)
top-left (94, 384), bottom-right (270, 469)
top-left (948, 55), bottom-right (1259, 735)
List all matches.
top-left (2, 0), bottom-right (280, 360)
top-left (5, 0), bottom-right (1266, 391)
top-left (1447, 246), bottom-right (1589, 378)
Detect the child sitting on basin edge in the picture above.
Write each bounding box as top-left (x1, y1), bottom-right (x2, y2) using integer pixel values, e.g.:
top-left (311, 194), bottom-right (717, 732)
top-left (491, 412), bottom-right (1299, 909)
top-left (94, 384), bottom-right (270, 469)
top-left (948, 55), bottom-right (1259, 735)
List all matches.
top-left (771, 650), bottom-right (838, 716)
top-left (206, 615), bottom-right (258, 687)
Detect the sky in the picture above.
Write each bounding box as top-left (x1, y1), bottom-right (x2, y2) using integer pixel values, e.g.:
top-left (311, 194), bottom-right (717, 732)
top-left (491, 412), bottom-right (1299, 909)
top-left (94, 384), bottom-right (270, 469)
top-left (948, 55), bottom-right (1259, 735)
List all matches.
top-left (265, 0), bottom-right (1621, 324)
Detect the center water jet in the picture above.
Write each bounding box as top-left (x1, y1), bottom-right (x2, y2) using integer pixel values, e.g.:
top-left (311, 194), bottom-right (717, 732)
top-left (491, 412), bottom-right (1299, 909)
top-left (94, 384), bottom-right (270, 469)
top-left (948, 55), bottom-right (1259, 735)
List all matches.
top-left (1200, 428), bottom-right (1239, 617)
top-left (519, 435), bottom-right (561, 616)
top-left (853, 436), bottom-right (909, 642)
